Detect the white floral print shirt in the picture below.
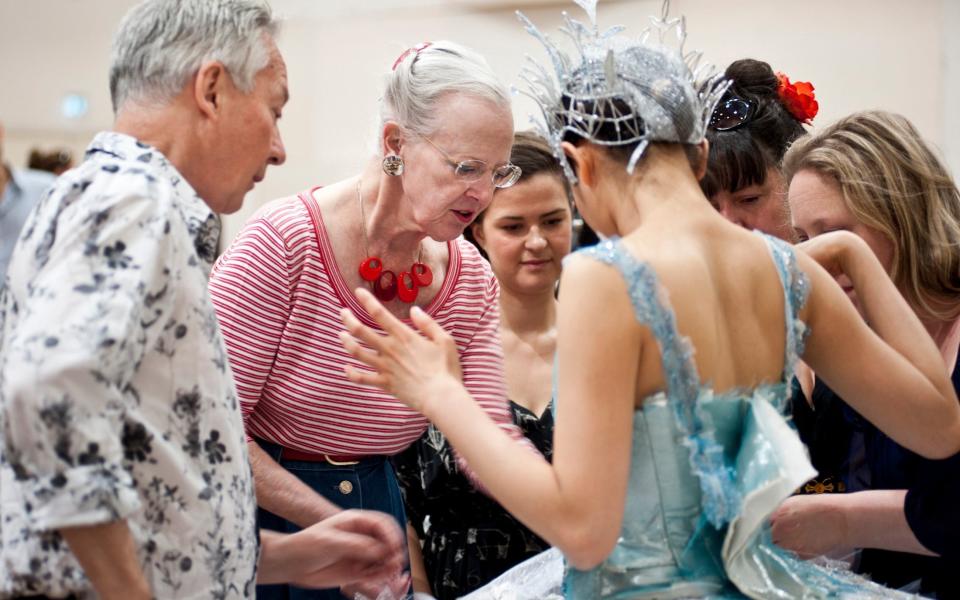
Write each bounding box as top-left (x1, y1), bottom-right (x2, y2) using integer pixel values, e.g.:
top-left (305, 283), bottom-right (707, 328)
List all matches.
top-left (0, 132), bottom-right (259, 599)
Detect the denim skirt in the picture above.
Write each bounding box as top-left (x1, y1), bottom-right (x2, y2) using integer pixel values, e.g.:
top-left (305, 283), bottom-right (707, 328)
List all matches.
top-left (254, 437), bottom-right (408, 600)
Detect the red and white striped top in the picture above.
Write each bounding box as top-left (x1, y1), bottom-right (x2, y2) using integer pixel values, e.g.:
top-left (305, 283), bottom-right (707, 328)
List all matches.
top-left (209, 190), bottom-right (518, 455)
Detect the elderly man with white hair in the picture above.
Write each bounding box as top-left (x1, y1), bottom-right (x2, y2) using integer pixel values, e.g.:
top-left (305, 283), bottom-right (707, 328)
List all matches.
top-left (0, 1), bottom-right (405, 598)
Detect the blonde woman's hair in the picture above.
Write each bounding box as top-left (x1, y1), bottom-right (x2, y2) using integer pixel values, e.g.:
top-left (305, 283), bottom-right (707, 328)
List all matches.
top-left (783, 110), bottom-right (960, 321)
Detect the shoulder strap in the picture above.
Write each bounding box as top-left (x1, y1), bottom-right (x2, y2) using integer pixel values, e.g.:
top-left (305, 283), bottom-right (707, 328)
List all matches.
top-left (573, 239), bottom-right (699, 402)
top-left (759, 234), bottom-right (811, 388)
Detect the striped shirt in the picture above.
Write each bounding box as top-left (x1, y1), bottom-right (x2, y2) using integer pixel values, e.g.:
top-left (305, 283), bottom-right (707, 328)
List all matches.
top-left (209, 190), bottom-right (518, 456)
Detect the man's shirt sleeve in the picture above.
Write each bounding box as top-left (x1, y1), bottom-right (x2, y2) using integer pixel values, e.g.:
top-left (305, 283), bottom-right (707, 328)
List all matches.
top-left (1, 173), bottom-right (177, 531)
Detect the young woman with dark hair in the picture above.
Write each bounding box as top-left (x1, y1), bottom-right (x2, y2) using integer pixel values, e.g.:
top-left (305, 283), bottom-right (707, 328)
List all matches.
top-left (701, 58), bottom-right (814, 242)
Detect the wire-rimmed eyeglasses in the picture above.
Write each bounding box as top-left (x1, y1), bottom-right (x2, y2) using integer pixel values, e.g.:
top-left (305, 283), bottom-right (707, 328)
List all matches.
top-left (419, 135), bottom-right (522, 189)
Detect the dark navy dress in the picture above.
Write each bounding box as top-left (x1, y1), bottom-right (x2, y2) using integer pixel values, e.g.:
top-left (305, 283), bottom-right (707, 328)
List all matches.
top-left (791, 346), bottom-right (960, 598)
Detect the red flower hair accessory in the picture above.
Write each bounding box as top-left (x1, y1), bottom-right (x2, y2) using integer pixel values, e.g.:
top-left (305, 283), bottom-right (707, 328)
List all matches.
top-left (776, 72), bottom-right (819, 125)
top-left (392, 42), bottom-right (433, 71)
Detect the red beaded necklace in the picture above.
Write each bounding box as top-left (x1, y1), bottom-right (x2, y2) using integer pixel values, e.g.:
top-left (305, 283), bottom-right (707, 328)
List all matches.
top-left (356, 181), bottom-right (433, 303)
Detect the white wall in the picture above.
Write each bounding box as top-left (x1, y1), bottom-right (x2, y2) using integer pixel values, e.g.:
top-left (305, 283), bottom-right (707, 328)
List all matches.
top-left (943, 0), bottom-right (960, 178)
top-left (1, 0), bottom-right (956, 246)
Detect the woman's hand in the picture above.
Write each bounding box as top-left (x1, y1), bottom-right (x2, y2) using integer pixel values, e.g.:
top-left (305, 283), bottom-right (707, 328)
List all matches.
top-left (796, 230), bottom-right (867, 279)
top-left (797, 231), bottom-right (873, 278)
top-left (770, 494), bottom-right (851, 559)
top-left (339, 288), bottom-right (463, 414)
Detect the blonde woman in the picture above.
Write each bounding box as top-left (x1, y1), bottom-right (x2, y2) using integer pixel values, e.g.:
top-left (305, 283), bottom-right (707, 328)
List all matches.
top-left (773, 110), bottom-right (960, 597)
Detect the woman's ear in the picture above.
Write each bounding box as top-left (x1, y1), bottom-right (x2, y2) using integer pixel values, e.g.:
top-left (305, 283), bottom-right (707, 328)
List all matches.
top-left (381, 121), bottom-right (403, 156)
top-left (562, 141), bottom-right (598, 187)
top-left (692, 139), bottom-right (709, 181)
top-left (471, 220), bottom-right (487, 250)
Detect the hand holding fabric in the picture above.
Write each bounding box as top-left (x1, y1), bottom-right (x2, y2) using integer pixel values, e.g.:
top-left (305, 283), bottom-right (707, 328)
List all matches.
top-left (770, 494), bottom-right (851, 559)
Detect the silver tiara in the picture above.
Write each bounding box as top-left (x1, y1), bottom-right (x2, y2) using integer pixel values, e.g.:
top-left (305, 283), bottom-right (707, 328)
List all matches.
top-left (516, 0), bottom-right (729, 182)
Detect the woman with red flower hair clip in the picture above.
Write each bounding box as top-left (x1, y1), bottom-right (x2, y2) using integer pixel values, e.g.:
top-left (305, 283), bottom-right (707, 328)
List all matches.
top-left (701, 59), bottom-right (817, 242)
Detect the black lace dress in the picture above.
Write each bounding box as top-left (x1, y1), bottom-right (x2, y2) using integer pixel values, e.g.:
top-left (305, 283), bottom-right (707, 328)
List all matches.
top-left (391, 401), bottom-right (553, 600)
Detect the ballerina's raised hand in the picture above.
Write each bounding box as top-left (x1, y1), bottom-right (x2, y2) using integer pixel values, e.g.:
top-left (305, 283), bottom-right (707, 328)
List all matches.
top-left (339, 288), bottom-right (464, 412)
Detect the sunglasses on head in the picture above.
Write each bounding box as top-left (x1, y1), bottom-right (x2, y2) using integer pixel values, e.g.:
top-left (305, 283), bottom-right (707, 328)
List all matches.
top-left (709, 95), bottom-right (755, 132)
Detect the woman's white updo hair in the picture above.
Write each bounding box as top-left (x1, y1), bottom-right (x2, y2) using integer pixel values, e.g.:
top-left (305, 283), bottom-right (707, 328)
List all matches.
top-left (380, 40), bottom-right (511, 145)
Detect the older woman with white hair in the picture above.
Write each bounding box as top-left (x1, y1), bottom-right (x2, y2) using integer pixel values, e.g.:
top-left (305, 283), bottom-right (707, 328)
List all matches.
top-left (209, 41), bottom-right (527, 599)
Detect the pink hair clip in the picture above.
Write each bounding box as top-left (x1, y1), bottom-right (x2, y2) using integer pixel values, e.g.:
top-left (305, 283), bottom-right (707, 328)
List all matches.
top-left (392, 42), bottom-right (433, 71)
